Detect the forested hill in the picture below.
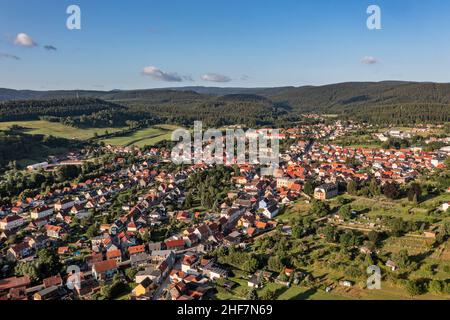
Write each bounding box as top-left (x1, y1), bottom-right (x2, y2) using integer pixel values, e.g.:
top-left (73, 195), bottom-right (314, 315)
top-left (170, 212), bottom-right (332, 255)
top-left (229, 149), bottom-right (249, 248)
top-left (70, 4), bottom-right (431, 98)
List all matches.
top-left (0, 98), bottom-right (124, 121)
top-left (256, 82), bottom-right (450, 112)
top-left (3, 81), bottom-right (450, 109)
top-left (0, 88), bottom-right (204, 102)
top-left (1, 81), bottom-right (449, 125)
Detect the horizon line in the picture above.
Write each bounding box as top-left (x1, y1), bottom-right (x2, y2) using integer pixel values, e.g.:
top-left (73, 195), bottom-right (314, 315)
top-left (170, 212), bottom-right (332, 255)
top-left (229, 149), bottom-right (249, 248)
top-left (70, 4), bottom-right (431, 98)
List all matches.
top-left (1, 80), bottom-right (449, 93)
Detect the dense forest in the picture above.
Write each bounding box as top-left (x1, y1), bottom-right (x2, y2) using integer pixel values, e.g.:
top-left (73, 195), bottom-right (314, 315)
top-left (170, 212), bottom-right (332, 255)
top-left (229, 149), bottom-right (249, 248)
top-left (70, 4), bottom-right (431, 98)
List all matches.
top-left (0, 95), bottom-right (288, 128)
top-left (0, 128), bottom-right (86, 171)
top-left (339, 104), bottom-right (450, 124)
top-left (1, 81), bottom-right (449, 126)
top-left (124, 97), bottom-right (289, 127)
top-left (0, 98), bottom-right (124, 121)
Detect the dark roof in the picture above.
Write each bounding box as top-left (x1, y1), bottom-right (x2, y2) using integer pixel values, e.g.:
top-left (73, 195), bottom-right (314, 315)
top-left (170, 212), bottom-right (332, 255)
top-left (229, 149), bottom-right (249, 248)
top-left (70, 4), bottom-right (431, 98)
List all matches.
top-left (317, 183), bottom-right (338, 192)
top-left (140, 277), bottom-right (153, 288)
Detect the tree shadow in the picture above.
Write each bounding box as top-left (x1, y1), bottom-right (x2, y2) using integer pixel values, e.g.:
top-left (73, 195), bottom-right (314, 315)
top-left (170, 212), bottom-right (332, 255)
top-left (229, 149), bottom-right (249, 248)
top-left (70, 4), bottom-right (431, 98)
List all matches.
top-left (273, 286), bottom-right (289, 298)
top-left (410, 250), bottom-right (435, 268)
top-left (359, 208), bottom-right (370, 215)
top-left (289, 287), bottom-right (318, 300)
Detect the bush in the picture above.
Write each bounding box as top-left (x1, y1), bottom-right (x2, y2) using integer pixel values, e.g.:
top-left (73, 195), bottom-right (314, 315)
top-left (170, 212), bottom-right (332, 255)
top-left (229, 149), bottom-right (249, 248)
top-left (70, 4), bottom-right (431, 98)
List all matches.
top-left (428, 280), bottom-right (444, 294)
top-left (405, 279), bottom-right (426, 297)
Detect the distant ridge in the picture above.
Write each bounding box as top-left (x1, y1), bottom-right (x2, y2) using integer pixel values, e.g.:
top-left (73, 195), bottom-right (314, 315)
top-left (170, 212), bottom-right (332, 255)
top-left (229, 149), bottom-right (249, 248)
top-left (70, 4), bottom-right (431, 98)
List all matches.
top-left (2, 81), bottom-right (450, 114)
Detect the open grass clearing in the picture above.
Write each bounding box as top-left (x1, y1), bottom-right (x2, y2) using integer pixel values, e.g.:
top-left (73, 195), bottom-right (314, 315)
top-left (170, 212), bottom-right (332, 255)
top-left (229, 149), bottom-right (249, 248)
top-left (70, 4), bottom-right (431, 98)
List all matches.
top-left (0, 120), bottom-right (127, 140)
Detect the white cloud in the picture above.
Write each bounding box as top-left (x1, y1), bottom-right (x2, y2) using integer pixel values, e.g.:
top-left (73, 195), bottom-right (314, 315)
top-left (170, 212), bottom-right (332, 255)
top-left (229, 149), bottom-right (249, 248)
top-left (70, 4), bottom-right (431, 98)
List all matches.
top-left (201, 73), bottom-right (231, 83)
top-left (0, 52), bottom-right (20, 60)
top-left (361, 56), bottom-right (378, 65)
top-left (142, 66), bottom-right (183, 82)
top-left (14, 33), bottom-right (37, 47)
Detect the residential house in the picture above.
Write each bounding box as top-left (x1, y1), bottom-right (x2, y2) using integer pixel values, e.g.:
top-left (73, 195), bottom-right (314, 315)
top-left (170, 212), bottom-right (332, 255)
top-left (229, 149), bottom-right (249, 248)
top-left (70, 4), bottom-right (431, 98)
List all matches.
top-left (33, 286), bottom-right (67, 300)
top-left (92, 260), bottom-right (118, 280)
top-left (54, 199), bottom-right (75, 212)
top-left (0, 276), bottom-right (30, 294)
top-left (262, 204), bottom-right (280, 219)
top-left (130, 253), bottom-right (152, 268)
top-left (132, 277), bottom-right (156, 298)
top-left (28, 235), bottom-right (50, 250)
top-left (31, 206), bottom-right (54, 220)
top-left (6, 242), bottom-right (32, 261)
top-left (314, 183), bottom-right (338, 200)
top-left (135, 267), bottom-right (162, 284)
top-left (165, 239), bottom-right (185, 251)
top-left (43, 275), bottom-right (63, 288)
top-left (45, 225), bottom-right (64, 239)
top-left (0, 215), bottom-right (24, 231)
top-left (194, 225), bottom-right (211, 242)
top-left (386, 260), bottom-right (398, 271)
top-left (128, 244), bottom-right (146, 256)
top-left (247, 275), bottom-right (262, 288)
top-left (106, 249), bottom-right (122, 263)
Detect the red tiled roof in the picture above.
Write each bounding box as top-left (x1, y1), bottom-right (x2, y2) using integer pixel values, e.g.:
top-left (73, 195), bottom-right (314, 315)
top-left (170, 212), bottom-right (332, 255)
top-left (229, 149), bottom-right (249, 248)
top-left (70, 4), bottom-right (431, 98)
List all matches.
top-left (43, 275), bottom-right (62, 288)
top-left (106, 249), bottom-right (121, 259)
top-left (45, 224), bottom-right (62, 232)
top-left (93, 259), bottom-right (117, 273)
top-left (165, 239), bottom-right (185, 249)
top-left (0, 276), bottom-right (30, 291)
top-left (247, 227), bottom-right (256, 236)
top-left (57, 247), bottom-right (69, 254)
top-left (128, 245), bottom-right (145, 255)
top-left (255, 221), bottom-right (267, 229)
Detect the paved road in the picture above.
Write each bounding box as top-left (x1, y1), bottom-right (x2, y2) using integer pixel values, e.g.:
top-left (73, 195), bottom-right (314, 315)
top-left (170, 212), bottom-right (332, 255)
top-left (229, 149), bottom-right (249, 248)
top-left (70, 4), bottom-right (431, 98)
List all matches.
top-left (152, 273), bottom-right (171, 300)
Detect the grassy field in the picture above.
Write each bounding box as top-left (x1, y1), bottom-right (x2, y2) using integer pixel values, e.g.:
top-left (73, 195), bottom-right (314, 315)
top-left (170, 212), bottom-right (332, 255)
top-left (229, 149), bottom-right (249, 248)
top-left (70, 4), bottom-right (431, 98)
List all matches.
top-left (336, 283), bottom-right (449, 300)
top-left (101, 124), bottom-right (180, 147)
top-left (214, 265), bottom-right (450, 300)
top-left (214, 268), bottom-right (341, 301)
top-left (330, 194), bottom-right (448, 223)
top-left (276, 201), bottom-right (311, 222)
top-left (0, 120), bottom-right (180, 147)
top-left (303, 262), bottom-right (450, 300)
top-left (0, 120), bottom-right (127, 140)
top-left (381, 236), bottom-right (435, 255)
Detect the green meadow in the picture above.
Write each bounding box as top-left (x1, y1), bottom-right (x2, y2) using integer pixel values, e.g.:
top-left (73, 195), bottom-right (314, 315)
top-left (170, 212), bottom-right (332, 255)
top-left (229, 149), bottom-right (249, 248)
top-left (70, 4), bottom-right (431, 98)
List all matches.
top-left (0, 120), bottom-right (127, 140)
top-left (0, 121), bottom-right (180, 147)
top-left (100, 124), bottom-right (180, 147)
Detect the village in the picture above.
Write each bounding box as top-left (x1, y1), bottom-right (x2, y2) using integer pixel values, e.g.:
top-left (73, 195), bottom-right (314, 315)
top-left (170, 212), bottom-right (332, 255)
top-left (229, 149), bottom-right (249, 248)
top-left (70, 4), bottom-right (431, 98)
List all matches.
top-left (0, 117), bottom-right (449, 301)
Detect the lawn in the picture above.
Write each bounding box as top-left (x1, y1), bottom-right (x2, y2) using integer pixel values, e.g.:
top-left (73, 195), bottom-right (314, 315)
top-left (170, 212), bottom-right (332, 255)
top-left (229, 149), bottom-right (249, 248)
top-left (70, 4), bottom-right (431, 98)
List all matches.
top-left (303, 263), bottom-right (450, 300)
top-left (0, 121), bottom-right (181, 146)
top-left (333, 195), bottom-right (435, 222)
top-left (344, 283), bottom-right (450, 300)
top-left (259, 282), bottom-right (350, 300)
top-left (276, 200), bottom-right (311, 222)
top-left (381, 235), bottom-right (435, 256)
top-left (101, 125), bottom-right (180, 147)
top-left (0, 120), bottom-right (127, 140)
top-left (215, 267), bottom-right (352, 301)
top-left (419, 193), bottom-right (450, 211)
top-left (213, 273), bottom-right (441, 300)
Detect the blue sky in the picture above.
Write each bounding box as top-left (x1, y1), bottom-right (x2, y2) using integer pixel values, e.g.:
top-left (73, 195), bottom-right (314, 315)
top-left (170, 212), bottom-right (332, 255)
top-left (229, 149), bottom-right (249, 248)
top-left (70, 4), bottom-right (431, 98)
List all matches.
top-left (1, 0), bottom-right (450, 90)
